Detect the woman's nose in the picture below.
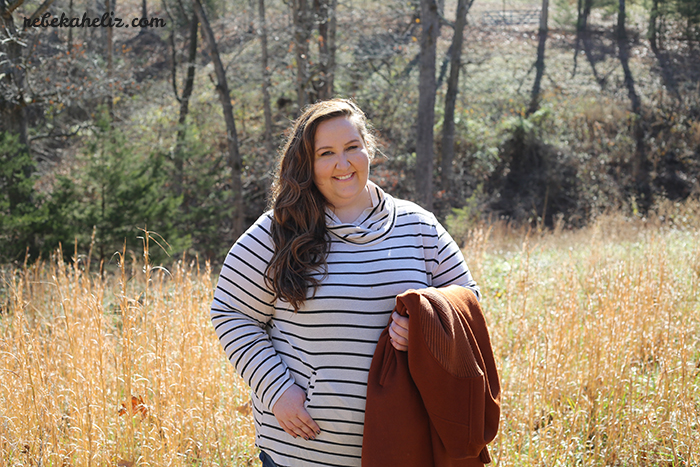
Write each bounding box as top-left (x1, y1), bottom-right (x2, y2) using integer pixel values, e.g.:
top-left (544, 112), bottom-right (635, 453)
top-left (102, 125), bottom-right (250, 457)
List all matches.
top-left (335, 152), bottom-right (350, 168)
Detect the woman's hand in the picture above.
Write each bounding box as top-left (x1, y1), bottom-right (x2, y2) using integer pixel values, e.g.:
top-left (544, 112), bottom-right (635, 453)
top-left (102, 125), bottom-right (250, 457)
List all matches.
top-left (389, 311), bottom-right (409, 351)
top-left (272, 384), bottom-right (320, 440)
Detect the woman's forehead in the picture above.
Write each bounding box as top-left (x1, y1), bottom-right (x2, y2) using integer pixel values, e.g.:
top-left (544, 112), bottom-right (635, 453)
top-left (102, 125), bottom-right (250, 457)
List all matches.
top-left (314, 117), bottom-right (363, 147)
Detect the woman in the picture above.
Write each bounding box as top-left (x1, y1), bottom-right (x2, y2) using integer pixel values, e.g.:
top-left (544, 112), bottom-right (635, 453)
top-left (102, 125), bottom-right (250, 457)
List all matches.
top-left (210, 99), bottom-right (480, 467)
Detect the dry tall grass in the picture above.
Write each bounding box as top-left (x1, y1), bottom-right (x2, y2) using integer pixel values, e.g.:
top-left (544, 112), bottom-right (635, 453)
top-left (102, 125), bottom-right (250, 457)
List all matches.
top-left (0, 237), bottom-right (256, 466)
top-left (465, 201), bottom-right (700, 466)
top-left (1, 205), bottom-right (699, 466)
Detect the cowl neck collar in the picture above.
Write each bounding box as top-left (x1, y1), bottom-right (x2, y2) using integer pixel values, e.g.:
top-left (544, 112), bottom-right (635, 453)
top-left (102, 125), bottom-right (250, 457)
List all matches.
top-left (325, 181), bottom-right (397, 246)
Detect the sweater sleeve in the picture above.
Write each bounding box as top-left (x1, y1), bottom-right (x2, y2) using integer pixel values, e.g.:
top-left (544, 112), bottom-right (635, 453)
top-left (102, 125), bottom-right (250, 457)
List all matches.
top-left (210, 214), bottom-right (295, 412)
top-left (429, 218), bottom-right (481, 299)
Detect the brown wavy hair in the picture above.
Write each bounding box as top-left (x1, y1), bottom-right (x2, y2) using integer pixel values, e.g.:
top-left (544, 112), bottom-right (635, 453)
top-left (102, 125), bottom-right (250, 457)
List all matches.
top-left (266, 99), bottom-right (376, 312)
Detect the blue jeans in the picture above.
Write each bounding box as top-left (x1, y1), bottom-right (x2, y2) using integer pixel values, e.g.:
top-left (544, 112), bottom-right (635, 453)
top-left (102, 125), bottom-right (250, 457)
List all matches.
top-left (259, 451), bottom-right (279, 467)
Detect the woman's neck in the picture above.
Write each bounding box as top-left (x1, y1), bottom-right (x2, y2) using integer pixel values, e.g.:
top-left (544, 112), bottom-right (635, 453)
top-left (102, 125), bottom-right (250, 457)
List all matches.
top-left (331, 186), bottom-right (373, 224)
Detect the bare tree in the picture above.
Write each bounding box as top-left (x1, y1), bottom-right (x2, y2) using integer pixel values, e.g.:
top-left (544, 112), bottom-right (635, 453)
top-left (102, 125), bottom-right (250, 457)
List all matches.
top-left (1, 0), bottom-right (55, 148)
top-left (140, 0), bottom-right (148, 33)
top-left (105, 0), bottom-right (114, 113)
top-left (616, 0), bottom-right (641, 115)
top-left (528, 0), bottom-right (549, 115)
top-left (572, 0), bottom-right (592, 65)
top-left (415, 0), bottom-right (439, 210)
top-left (68, 0), bottom-right (74, 50)
top-left (648, 0), bottom-right (661, 51)
top-left (616, 0), bottom-right (650, 209)
top-left (1, 0), bottom-right (28, 148)
top-left (171, 10), bottom-right (199, 195)
top-left (314, 0), bottom-right (337, 100)
top-left (291, 0), bottom-right (313, 110)
top-left (192, 0), bottom-right (244, 236)
top-left (441, 0), bottom-right (473, 190)
top-left (258, 0), bottom-right (274, 154)
top-left (1, 0), bottom-right (55, 213)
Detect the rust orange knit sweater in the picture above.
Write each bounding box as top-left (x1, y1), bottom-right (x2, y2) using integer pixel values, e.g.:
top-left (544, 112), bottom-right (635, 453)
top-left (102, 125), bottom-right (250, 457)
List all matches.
top-left (362, 286), bottom-right (501, 467)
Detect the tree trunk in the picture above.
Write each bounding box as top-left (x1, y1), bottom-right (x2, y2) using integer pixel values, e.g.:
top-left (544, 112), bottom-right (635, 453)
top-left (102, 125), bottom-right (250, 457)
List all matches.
top-left (192, 0), bottom-right (244, 236)
top-left (528, 0), bottom-right (549, 115)
top-left (616, 0), bottom-right (650, 210)
top-left (2, 0), bottom-right (56, 143)
top-left (573, 0), bottom-right (592, 76)
top-left (0, 0), bottom-right (57, 214)
top-left (0, 0), bottom-right (29, 149)
top-left (0, 0), bottom-right (29, 202)
top-left (571, 0), bottom-right (605, 90)
top-left (617, 0), bottom-right (626, 39)
top-left (248, 0), bottom-right (255, 32)
top-left (105, 0), bottom-right (114, 117)
top-left (258, 0), bottom-right (274, 154)
top-left (582, 0), bottom-right (592, 29)
top-left (649, 0), bottom-right (659, 51)
top-left (292, 0), bottom-right (312, 110)
top-left (415, 0), bottom-right (439, 210)
top-left (326, 0), bottom-right (337, 98)
top-left (315, 0), bottom-right (337, 100)
top-left (441, 0), bottom-right (472, 190)
top-left (617, 0), bottom-right (640, 114)
top-left (174, 13), bottom-right (198, 195)
top-left (68, 0), bottom-right (74, 50)
top-left (140, 0), bottom-right (147, 33)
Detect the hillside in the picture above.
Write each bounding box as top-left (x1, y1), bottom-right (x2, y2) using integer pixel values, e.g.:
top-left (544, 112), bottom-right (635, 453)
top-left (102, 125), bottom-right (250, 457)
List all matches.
top-left (1, 0), bottom-right (699, 264)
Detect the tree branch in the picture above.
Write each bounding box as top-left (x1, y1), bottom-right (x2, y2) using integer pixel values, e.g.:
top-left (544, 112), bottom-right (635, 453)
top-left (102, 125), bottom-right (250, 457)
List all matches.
top-left (5, 0), bottom-right (25, 17)
top-left (163, 0), bottom-right (182, 103)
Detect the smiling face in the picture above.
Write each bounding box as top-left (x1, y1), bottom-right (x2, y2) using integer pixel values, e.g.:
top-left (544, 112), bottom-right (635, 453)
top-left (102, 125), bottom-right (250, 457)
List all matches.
top-left (313, 116), bottom-right (372, 223)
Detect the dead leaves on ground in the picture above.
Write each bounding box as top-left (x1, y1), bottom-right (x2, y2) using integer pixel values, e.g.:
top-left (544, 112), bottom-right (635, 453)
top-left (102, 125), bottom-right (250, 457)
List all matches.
top-left (236, 399), bottom-right (252, 417)
top-left (118, 395), bottom-right (148, 419)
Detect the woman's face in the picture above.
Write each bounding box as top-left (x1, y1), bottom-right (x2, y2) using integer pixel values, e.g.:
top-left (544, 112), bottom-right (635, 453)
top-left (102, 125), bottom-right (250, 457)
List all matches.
top-left (313, 116), bottom-right (371, 219)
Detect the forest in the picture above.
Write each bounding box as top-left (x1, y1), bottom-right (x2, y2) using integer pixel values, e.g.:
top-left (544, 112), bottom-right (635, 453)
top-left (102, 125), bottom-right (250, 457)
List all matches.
top-left (1, 0), bottom-right (699, 264)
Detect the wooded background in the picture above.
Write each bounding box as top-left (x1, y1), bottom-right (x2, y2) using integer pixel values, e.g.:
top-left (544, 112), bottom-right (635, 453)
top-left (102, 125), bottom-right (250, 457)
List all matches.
top-left (1, 0), bottom-right (699, 265)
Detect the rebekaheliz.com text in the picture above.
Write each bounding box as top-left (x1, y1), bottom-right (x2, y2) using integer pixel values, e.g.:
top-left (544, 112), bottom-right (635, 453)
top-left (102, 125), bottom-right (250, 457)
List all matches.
top-left (24, 12), bottom-right (166, 29)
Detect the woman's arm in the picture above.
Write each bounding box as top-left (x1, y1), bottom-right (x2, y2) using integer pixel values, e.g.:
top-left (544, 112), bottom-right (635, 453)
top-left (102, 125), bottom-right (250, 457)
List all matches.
top-left (210, 216), bottom-right (295, 412)
top-left (389, 212), bottom-right (479, 352)
top-left (430, 218), bottom-right (480, 298)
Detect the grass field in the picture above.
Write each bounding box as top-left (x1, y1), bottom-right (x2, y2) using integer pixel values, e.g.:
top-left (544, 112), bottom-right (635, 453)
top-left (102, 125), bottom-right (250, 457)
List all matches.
top-left (1, 203), bottom-right (699, 466)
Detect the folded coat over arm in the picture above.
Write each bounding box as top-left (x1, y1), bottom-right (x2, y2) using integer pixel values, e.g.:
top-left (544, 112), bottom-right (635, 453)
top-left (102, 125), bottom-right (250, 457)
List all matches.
top-left (362, 285), bottom-right (501, 467)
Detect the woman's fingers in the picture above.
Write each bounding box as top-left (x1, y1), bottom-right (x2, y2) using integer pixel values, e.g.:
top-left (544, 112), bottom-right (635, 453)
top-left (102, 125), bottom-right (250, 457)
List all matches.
top-left (279, 420), bottom-right (298, 438)
top-left (288, 415), bottom-right (321, 440)
top-left (389, 312), bottom-right (409, 351)
top-left (280, 416), bottom-right (319, 440)
top-left (280, 419), bottom-right (313, 440)
top-left (297, 407), bottom-right (321, 435)
top-left (272, 384), bottom-right (321, 440)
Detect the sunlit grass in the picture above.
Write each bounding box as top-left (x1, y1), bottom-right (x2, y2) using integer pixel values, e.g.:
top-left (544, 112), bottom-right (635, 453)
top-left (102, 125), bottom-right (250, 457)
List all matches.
top-left (0, 238), bottom-right (256, 466)
top-left (2, 203), bottom-right (699, 466)
top-left (467, 204), bottom-right (700, 465)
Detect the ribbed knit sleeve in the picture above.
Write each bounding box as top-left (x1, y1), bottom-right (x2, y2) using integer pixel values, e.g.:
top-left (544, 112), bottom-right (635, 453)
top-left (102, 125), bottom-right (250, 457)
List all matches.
top-left (417, 289), bottom-right (483, 379)
top-left (210, 213), bottom-right (294, 412)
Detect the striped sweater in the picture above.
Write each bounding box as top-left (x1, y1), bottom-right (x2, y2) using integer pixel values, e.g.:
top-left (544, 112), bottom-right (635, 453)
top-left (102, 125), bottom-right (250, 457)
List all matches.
top-left (210, 182), bottom-right (479, 467)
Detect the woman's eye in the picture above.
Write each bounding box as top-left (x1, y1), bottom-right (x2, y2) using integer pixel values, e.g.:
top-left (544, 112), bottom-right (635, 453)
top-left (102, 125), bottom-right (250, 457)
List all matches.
top-left (319, 150), bottom-right (333, 156)
top-left (347, 145), bottom-right (359, 150)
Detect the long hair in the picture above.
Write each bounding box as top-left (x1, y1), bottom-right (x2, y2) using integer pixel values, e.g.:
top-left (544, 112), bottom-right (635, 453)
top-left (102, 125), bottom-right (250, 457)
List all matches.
top-left (266, 99), bottom-right (376, 312)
